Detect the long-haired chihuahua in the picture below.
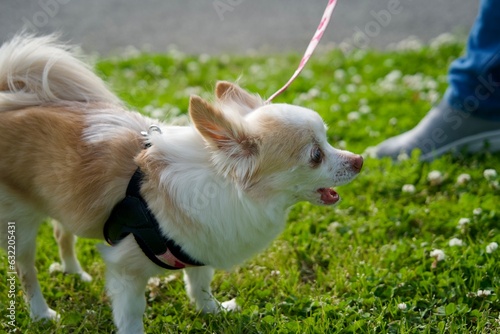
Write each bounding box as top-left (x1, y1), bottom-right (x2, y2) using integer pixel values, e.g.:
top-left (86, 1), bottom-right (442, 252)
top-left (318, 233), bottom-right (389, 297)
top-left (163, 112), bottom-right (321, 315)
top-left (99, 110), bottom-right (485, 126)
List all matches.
top-left (0, 34), bottom-right (362, 333)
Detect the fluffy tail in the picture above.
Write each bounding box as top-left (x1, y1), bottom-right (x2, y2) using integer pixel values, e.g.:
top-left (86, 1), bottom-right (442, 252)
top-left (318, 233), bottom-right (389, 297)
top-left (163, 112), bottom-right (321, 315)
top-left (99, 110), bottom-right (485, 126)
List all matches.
top-left (0, 34), bottom-right (121, 112)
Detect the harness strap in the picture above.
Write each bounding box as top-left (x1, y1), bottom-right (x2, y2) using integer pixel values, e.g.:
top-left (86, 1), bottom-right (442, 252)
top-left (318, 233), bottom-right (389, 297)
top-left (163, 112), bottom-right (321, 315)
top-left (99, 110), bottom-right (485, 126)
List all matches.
top-left (103, 169), bottom-right (204, 270)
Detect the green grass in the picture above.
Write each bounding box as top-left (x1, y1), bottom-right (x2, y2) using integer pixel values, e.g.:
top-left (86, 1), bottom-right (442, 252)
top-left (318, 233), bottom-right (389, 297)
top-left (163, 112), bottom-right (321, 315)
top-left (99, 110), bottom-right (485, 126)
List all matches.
top-left (1, 41), bottom-right (500, 333)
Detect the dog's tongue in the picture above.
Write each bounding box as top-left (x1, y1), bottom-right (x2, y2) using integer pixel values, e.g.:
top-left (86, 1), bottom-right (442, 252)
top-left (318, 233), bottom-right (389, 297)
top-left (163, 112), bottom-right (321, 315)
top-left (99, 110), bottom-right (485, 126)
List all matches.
top-left (318, 188), bottom-right (340, 205)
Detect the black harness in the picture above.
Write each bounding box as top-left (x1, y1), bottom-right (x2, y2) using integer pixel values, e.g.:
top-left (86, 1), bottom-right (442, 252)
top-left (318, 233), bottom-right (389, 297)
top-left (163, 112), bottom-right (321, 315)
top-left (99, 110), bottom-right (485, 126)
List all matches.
top-left (103, 168), bottom-right (204, 270)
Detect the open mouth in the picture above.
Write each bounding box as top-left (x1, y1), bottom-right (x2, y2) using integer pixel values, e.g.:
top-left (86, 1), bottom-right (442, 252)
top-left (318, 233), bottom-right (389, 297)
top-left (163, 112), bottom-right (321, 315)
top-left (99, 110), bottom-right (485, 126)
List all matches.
top-left (317, 188), bottom-right (340, 205)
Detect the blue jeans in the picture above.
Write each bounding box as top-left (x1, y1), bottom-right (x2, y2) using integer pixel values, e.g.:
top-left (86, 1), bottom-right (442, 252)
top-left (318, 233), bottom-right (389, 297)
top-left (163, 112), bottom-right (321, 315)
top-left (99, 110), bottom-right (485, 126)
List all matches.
top-left (447, 0), bottom-right (500, 120)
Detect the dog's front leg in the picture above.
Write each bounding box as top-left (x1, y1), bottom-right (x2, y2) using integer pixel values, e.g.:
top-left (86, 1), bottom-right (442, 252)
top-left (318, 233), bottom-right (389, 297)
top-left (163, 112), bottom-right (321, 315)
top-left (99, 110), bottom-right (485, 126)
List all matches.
top-left (99, 236), bottom-right (162, 334)
top-left (183, 266), bottom-right (239, 313)
top-left (105, 263), bottom-right (148, 334)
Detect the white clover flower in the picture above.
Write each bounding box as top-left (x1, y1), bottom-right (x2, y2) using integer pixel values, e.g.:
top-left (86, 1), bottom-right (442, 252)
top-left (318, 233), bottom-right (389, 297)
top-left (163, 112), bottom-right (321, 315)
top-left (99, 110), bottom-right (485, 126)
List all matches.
top-left (198, 53), bottom-right (210, 63)
top-left (385, 70), bottom-right (402, 82)
top-left (270, 270), bottom-right (281, 277)
top-left (491, 180), bottom-right (500, 190)
top-left (456, 173), bottom-right (471, 185)
top-left (427, 170), bottom-right (443, 186)
top-left (346, 84), bottom-right (356, 93)
top-left (477, 290), bottom-right (492, 297)
top-left (430, 33), bottom-right (458, 49)
top-left (364, 146), bottom-right (378, 158)
top-left (187, 61), bottom-right (200, 73)
top-left (163, 274), bottom-right (178, 284)
top-left (49, 262), bottom-right (63, 274)
top-left (151, 108), bottom-right (167, 119)
top-left (430, 249), bottom-right (445, 261)
top-left (457, 217), bottom-right (470, 228)
top-left (146, 277), bottom-right (162, 300)
top-left (397, 152), bottom-right (409, 162)
top-left (328, 222), bottom-right (342, 233)
top-left (307, 88), bottom-right (321, 98)
top-left (484, 169), bottom-right (497, 180)
top-left (427, 91), bottom-right (440, 104)
top-left (297, 93), bottom-right (310, 102)
top-left (403, 73), bottom-right (425, 90)
top-left (351, 74), bottom-right (362, 84)
top-left (402, 184), bottom-right (416, 194)
top-left (359, 105), bottom-right (371, 114)
top-left (425, 80), bottom-right (438, 90)
top-left (302, 69), bottom-right (314, 80)
top-left (339, 94), bottom-right (350, 103)
top-left (330, 104), bottom-right (341, 112)
top-left (394, 36), bottom-right (423, 51)
top-left (397, 303), bottom-right (407, 310)
top-left (347, 111), bottom-right (360, 121)
top-left (147, 277), bottom-right (161, 288)
top-left (486, 242), bottom-right (498, 254)
top-left (122, 45), bottom-right (141, 58)
top-left (389, 117), bottom-right (398, 126)
top-left (449, 238), bottom-right (464, 247)
top-left (334, 69), bottom-right (346, 81)
top-left (379, 81), bottom-right (397, 92)
top-left (473, 208), bottom-right (483, 216)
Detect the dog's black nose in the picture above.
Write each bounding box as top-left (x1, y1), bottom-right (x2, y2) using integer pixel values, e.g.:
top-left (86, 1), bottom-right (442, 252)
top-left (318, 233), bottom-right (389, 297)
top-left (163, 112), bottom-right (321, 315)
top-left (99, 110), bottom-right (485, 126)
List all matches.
top-left (351, 154), bottom-right (363, 173)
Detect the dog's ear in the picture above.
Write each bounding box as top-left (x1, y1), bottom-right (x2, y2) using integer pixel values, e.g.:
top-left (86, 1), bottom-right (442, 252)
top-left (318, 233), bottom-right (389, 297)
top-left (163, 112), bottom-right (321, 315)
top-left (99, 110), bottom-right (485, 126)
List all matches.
top-left (189, 95), bottom-right (259, 185)
top-left (215, 81), bottom-right (263, 115)
top-left (189, 95), bottom-right (258, 155)
top-left (189, 95), bottom-right (244, 148)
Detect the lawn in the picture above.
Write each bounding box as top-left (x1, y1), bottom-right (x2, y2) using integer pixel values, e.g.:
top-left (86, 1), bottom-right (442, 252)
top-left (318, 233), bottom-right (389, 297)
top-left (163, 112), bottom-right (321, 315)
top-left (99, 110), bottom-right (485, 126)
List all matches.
top-left (1, 37), bottom-right (499, 333)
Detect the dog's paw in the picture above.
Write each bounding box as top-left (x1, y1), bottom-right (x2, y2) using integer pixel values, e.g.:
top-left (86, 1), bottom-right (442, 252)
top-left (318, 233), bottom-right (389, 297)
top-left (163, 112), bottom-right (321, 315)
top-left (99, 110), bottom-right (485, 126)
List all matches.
top-left (32, 308), bottom-right (60, 322)
top-left (49, 262), bottom-right (92, 282)
top-left (197, 299), bottom-right (239, 314)
top-left (221, 298), bottom-right (240, 312)
top-left (78, 271), bottom-right (93, 282)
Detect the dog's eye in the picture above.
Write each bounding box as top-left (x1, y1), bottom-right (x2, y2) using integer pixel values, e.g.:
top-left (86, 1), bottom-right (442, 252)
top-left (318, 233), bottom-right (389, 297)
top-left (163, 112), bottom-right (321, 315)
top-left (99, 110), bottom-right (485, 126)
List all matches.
top-left (310, 146), bottom-right (323, 165)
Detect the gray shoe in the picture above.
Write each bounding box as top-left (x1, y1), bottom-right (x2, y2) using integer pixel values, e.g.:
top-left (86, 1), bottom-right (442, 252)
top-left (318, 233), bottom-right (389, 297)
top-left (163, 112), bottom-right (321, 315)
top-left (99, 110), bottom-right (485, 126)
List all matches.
top-left (367, 99), bottom-right (500, 161)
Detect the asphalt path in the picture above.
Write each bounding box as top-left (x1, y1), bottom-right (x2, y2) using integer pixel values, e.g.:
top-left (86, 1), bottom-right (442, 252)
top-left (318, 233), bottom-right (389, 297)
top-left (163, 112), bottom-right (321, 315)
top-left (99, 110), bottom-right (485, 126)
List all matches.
top-left (0, 0), bottom-right (479, 55)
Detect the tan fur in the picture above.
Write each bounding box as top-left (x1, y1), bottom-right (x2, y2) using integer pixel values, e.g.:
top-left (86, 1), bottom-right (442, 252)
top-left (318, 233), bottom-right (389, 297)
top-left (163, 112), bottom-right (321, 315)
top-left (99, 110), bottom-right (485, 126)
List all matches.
top-left (0, 104), bottom-right (143, 238)
top-left (215, 81), bottom-right (263, 114)
top-left (245, 114), bottom-right (315, 194)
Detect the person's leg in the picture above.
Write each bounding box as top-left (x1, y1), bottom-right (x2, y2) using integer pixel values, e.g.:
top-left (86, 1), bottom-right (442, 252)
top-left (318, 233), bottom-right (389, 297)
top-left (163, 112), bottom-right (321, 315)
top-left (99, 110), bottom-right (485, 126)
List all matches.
top-left (371, 0), bottom-right (500, 161)
top-left (448, 0), bottom-right (500, 120)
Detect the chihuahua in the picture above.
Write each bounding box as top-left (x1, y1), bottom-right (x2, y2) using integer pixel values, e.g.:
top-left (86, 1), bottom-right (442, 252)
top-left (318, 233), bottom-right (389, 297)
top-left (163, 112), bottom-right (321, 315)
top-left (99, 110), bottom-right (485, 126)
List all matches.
top-left (0, 34), bottom-right (362, 333)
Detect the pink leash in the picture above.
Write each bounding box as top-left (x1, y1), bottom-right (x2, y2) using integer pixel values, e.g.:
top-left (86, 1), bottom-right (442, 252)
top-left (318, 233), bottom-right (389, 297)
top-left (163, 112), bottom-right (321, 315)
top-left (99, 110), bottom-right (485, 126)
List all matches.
top-left (266, 0), bottom-right (338, 103)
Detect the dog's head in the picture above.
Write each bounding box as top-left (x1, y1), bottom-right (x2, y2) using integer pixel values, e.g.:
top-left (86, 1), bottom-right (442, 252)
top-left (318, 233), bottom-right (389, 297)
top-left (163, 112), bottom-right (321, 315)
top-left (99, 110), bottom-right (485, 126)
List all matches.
top-left (189, 82), bottom-right (362, 207)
